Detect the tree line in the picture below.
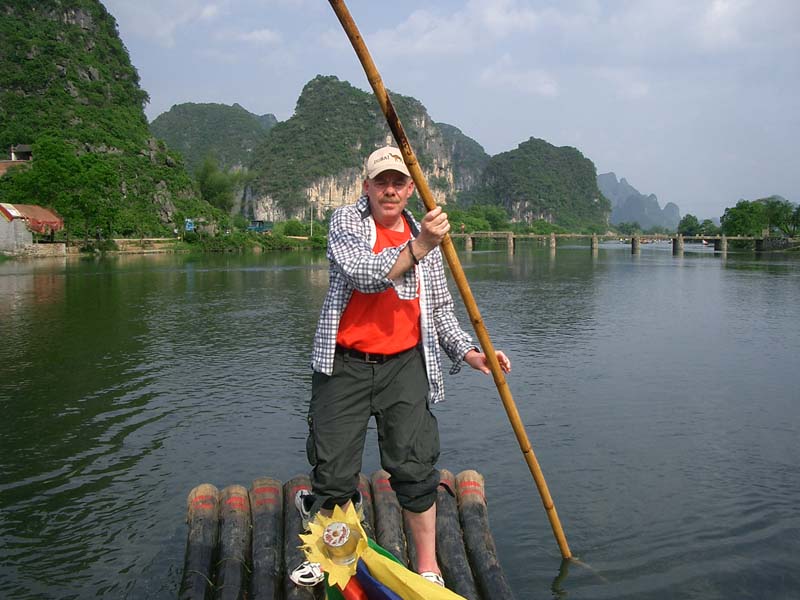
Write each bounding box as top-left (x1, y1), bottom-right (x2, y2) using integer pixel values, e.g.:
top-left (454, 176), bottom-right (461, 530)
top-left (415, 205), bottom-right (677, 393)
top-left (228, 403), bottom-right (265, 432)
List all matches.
top-left (678, 196), bottom-right (799, 238)
top-left (616, 196), bottom-right (799, 238)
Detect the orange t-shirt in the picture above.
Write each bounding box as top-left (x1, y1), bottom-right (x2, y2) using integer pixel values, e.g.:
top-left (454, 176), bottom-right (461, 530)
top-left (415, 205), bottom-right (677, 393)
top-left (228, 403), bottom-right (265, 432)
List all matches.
top-left (336, 220), bottom-right (421, 353)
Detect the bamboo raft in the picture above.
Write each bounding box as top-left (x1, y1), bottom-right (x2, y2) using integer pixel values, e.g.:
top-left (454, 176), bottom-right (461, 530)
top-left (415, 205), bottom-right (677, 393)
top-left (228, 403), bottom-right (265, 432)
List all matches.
top-left (179, 469), bottom-right (515, 600)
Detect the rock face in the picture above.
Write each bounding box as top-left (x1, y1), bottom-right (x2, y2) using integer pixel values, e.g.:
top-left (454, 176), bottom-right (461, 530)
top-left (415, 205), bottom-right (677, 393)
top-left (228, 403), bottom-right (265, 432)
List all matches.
top-left (243, 76), bottom-right (488, 222)
top-left (598, 172), bottom-right (680, 230)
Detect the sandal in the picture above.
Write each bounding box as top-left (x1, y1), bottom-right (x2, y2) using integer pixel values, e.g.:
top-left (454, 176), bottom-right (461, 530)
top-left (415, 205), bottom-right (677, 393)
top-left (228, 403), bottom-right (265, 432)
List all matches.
top-left (290, 561), bottom-right (324, 586)
top-left (420, 571), bottom-right (445, 587)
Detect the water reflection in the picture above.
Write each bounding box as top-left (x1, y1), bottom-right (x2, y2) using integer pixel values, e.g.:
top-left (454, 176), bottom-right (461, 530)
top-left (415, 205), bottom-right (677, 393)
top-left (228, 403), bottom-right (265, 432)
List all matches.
top-left (1, 247), bottom-right (799, 599)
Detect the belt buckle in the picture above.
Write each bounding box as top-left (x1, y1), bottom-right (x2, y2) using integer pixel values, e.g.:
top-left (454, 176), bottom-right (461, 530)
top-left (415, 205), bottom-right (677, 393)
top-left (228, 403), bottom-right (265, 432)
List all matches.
top-left (363, 352), bottom-right (380, 364)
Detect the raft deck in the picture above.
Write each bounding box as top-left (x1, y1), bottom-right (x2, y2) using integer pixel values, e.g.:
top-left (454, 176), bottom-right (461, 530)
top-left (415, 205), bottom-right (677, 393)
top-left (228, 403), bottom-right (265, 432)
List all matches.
top-left (179, 469), bottom-right (515, 600)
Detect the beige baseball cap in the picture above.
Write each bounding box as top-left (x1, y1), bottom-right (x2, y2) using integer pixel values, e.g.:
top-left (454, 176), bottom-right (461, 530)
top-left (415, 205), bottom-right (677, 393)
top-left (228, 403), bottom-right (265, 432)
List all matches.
top-left (366, 146), bottom-right (410, 179)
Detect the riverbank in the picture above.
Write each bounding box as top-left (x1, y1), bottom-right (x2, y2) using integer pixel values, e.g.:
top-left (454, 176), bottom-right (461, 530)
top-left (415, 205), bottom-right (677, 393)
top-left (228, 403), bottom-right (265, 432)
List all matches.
top-left (1, 232), bottom-right (326, 259)
top-left (5, 232), bottom-right (799, 260)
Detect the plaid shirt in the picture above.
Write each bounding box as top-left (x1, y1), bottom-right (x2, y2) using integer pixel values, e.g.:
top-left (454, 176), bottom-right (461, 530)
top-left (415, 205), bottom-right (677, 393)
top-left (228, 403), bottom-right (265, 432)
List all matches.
top-left (311, 195), bottom-right (477, 404)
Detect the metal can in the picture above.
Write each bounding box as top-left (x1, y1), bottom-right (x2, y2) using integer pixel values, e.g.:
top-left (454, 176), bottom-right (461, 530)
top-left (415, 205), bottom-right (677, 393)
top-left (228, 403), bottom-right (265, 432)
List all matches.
top-left (323, 522), bottom-right (360, 565)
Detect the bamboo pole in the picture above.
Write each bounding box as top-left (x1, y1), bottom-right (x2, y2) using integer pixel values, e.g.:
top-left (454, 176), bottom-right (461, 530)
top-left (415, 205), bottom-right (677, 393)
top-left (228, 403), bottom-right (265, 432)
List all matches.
top-left (328, 0), bottom-right (572, 560)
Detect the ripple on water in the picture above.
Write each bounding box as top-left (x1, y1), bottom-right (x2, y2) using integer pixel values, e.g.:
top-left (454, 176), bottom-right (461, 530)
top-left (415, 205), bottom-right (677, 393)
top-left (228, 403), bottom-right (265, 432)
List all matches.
top-left (2, 250), bottom-right (799, 599)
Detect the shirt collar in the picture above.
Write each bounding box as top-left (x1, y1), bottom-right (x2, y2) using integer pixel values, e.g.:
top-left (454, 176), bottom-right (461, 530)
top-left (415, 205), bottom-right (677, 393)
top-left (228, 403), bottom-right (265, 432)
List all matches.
top-left (358, 194), bottom-right (420, 237)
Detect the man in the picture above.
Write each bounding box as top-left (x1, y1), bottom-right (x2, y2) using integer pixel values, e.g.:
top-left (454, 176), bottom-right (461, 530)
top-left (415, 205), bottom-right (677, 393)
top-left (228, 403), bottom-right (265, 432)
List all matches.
top-left (294, 146), bottom-right (510, 587)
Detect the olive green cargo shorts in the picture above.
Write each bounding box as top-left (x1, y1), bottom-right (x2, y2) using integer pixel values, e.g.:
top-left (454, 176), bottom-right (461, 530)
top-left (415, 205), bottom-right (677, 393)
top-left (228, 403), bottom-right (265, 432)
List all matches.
top-left (307, 345), bottom-right (440, 514)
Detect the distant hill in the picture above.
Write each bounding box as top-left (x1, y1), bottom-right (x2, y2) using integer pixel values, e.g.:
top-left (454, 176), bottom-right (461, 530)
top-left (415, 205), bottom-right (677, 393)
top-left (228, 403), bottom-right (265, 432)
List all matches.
top-left (598, 172), bottom-right (680, 230)
top-left (150, 103), bottom-right (277, 173)
top-left (469, 138), bottom-right (611, 230)
top-left (0, 1), bottom-right (666, 238)
top-left (244, 76), bottom-right (607, 229)
top-left (0, 0), bottom-right (209, 236)
top-left (245, 75), bottom-right (487, 219)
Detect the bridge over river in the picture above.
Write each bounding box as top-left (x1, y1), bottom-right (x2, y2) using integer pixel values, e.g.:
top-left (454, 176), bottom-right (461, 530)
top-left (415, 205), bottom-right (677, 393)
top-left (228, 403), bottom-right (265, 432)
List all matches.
top-left (449, 232), bottom-right (797, 254)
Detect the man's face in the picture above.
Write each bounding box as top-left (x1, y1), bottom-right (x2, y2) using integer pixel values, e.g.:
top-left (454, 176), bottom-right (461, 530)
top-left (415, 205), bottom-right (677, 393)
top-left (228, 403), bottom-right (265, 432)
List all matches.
top-left (364, 170), bottom-right (415, 227)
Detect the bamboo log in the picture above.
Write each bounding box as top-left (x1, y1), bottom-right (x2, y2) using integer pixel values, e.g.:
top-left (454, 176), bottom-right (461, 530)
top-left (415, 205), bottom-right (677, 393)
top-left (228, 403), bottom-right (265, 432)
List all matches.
top-left (328, 0), bottom-right (571, 559)
top-left (435, 470), bottom-right (482, 599)
top-left (456, 471), bottom-right (516, 600)
top-left (179, 483), bottom-right (221, 600)
top-left (282, 476), bottom-right (322, 599)
top-left (370, 470), bottom-right (408, 565)
top-left (215, 485), bottom-right (251, 600)
top-left (357, 472), bottom-right (376, 540)
top-left (250, 477), bottom-right (283, 600)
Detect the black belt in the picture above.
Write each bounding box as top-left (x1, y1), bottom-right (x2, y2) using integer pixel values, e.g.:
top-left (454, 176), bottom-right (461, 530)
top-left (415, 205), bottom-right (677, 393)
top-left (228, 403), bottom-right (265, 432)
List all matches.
top-left (335, 344), bottom-right (416, 364)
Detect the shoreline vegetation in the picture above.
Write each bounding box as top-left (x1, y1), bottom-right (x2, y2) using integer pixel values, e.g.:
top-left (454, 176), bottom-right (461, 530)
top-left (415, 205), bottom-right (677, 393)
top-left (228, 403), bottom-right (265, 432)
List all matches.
top-left (7, 203), bottom-right (800, 259)
top-left (14, 229), bottom-right (798, 261)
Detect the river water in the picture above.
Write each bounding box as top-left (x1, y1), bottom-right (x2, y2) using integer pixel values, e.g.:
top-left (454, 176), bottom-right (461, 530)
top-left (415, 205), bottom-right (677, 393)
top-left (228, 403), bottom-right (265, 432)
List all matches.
top-left (1, 241), bottom-right (798, 599)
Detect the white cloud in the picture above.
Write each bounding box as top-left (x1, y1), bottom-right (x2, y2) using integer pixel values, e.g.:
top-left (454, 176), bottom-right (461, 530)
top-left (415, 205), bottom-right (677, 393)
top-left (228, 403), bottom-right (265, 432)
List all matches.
top-left (104, 0), bottom-right (228, 46)
top-left (235, 29), bottom-right (282, 45)
top-left (479, 55), bottom-right (558, 97)
top-left (371, 9), bottom-right (471, 57)
top-left (370, 0), bottom-right (544, 58)
top-left (473, 0), bottom-right (541, 36)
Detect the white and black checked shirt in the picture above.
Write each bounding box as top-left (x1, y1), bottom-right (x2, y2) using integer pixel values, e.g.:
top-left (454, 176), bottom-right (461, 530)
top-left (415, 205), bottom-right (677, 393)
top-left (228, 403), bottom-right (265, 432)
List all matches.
top-left (311, 195), bottom-right (477, 404)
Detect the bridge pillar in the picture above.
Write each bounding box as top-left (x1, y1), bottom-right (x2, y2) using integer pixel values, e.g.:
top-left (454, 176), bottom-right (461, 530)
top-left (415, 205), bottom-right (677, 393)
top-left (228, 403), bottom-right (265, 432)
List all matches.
top-left (465, 236), bottom-right (473, 252)
top-left (591, 234), bottom-right (599, 251)
top-left (506, 232), bottom-right (515, 254)
top-left (549, 232), bottom-right (556, 249)
top-left (631, 236), bottom-right (640, 254)
top-left (714, 235), bottom-right (727, 252)
top-left (672, 234), bottom-right (684, 255)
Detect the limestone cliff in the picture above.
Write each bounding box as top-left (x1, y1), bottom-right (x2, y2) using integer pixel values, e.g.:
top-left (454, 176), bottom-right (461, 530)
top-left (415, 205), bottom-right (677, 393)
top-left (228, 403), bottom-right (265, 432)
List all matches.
top-left (244, 76), bottom-right (486, 222)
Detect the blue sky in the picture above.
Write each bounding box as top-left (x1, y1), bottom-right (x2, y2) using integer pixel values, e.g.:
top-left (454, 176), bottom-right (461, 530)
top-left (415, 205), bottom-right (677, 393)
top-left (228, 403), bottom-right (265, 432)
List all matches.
top-left (103, 0), bottom-right (800, 220)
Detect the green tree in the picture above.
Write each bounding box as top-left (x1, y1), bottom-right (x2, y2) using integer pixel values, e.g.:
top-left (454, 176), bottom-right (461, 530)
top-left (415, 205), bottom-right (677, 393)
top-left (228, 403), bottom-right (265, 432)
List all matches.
top-left (616, 222), bottom-right (641, 235)
top-left (281, 219), bottom-right (309, 236)
top-left (720, 200), bottom-right (768, 236)
top-left (699, 219), bottom-right (720, 236)
top-left (0, 137), bottom-right (79, 233)
top-left (678, 214), bottom-right (701, 236)
top-left (470, 205), bottom-right (510, 230)
top-left (443, 208), bottom-right (490, 232)
top-left (763, 196), bottom-right (796, 236)
top-left (793, 205), bottom-right (800, 237)
top-left (196, 156), bottom-right (235, 212)
top-left (76, 153), bottom-right (122, 236)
